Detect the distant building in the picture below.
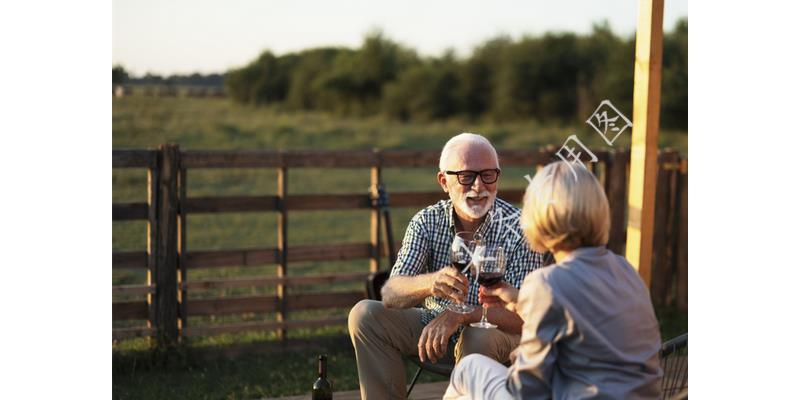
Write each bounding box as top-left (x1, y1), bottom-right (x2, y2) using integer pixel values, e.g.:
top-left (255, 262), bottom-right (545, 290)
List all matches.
top-left (114, 85), bottom-right (126, 98)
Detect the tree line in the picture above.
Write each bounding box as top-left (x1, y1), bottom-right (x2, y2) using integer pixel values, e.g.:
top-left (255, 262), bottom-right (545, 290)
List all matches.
top-left (114, 19), bottom-right (686, 129)
top-left (112, 67), bottom-right (224, 88)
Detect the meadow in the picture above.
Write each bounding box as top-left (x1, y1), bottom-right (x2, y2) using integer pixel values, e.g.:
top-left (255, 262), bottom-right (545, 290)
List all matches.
top-left (112, 96), bottom-right (687, 399)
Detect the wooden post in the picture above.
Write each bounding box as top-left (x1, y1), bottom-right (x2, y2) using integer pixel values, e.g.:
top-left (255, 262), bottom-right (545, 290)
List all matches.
top-left (676, 160), bottom-right (688, 311)
top-left (276, 164), bottom-right (288, 340)
top-left (155, 144), bottom-right (180, 346)
top-left (370, 150), bottom-right (382, 273)
top-left (146, 153), bottom-right (159, 345)
top-left (650, 150), bottom-right (678, 305)
top-left (664, 154), bottom-right (682, 306)
top-left (177, 166), bottom-right (188, 339)
top-left (625, 0), bottom-right (664, 286)
top-left (605, 150), bottom-right (629, 255)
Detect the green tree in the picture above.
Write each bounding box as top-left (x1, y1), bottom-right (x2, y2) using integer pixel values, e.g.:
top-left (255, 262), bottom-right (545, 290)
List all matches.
top-left (660, 18), bottom-right (688, 129)
top-left (383, 53), bottom-right (460, 121)
top-left (112, 65), bottom-right (129, 85)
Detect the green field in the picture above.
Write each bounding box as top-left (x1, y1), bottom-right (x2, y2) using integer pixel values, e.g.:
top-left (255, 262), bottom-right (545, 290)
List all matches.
top-left (113, 96), bottom-right (688, 399)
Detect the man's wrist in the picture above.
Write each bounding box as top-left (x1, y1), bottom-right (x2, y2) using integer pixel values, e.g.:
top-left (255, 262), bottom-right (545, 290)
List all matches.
top-left (460, 307), bottom-right (482, 324)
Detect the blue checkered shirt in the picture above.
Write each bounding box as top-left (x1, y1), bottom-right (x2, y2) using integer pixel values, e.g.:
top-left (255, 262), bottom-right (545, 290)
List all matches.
top-left (390, 198), bottom-right (545, 342)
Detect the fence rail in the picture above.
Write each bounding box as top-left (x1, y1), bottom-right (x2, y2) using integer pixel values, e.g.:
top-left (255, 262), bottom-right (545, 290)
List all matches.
top-left (112, 145), bottom-right (687, 345)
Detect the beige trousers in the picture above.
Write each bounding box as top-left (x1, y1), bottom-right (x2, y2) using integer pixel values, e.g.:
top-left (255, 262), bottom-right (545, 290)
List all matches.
top-left (347, 300), bottom-right (520, 400)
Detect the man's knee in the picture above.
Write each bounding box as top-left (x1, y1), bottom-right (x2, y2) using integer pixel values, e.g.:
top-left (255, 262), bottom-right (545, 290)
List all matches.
top-left (456, 327), bottom-right (514, 362)
top-left (348, 299), bottom-right (384, 338)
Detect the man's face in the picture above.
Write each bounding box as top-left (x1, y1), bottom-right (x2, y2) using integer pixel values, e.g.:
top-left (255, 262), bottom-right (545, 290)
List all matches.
top-left (438, 144), bottom-right (499, 222)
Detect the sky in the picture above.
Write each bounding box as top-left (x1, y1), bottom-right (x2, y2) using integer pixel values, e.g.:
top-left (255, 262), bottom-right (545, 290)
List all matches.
top-left (113, 0), bottom-right (688, 76)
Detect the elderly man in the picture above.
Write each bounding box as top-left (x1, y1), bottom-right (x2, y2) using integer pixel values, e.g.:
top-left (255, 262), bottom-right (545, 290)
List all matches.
top-left (348, 133), bottom-right (545, 399)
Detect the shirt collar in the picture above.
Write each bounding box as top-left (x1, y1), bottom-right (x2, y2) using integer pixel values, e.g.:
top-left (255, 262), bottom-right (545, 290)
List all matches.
top-left (559, 246), bottom-right (609, 263)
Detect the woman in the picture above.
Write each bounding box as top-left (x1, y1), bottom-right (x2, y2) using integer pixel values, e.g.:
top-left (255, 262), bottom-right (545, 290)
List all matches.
top-left (443, 162), bottom-right (662, 399)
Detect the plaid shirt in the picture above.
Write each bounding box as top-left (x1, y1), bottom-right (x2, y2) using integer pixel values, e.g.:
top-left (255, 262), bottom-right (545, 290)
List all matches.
top-left (390, 198), bottom-right (545, 342)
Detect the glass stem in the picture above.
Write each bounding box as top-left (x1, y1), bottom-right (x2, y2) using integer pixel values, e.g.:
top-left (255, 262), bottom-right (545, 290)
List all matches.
top-left (481, 305), bottom-right (488, 323)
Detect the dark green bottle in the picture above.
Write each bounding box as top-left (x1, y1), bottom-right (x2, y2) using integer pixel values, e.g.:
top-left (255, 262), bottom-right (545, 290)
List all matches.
top-left (312, 354), bottom-right (332, 400)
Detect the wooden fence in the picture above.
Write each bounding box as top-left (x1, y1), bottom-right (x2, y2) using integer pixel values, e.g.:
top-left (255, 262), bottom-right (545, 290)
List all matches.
top-left (112, 145), bottom-right (687, 344)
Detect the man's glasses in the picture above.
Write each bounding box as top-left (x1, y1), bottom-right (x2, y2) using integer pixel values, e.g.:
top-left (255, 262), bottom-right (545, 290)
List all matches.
top-left (445, 169), bottom-right (501, 185)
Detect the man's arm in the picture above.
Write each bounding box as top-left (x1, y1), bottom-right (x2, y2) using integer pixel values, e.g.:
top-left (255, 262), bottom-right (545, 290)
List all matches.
top-left (382, 267), bottom-right (468, 309)
top-left (381, 273), bottom-right (435, 308)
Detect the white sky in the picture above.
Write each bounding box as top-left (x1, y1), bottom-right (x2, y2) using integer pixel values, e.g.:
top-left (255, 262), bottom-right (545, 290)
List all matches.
top-left (112, 0), bottom-right (688, 76)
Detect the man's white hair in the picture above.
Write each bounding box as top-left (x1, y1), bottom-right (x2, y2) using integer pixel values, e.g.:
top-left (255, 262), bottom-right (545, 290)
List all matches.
top-left (438, 132), bottom-right (499, 171)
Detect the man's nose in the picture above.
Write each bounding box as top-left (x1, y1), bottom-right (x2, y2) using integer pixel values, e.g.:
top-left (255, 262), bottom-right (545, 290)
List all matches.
top-left (470, 175), bottom-right (486, 192)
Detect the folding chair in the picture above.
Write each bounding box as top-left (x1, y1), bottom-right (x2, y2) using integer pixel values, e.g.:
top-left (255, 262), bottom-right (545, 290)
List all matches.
top-left (659, 333), bottom-right (688, 399)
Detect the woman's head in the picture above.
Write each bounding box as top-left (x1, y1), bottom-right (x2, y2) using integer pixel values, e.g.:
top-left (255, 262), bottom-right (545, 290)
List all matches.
top-left (521, 162), bottom-right (610, 253)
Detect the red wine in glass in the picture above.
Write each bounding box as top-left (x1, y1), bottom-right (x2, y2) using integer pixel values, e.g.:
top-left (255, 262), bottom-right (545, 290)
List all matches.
top-left (470, 245), bottom-right (505, 328)
top-left (477, 272), bottom-right (503, 287)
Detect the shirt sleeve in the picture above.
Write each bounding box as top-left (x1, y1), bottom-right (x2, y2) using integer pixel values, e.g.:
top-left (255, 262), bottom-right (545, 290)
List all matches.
top-left (390, 211), bottom-right (430, 277)
top-left (508, 271), bottom-right (567, 398)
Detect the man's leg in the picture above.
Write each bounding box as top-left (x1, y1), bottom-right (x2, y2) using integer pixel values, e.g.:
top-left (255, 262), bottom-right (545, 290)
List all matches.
top-left (348, 299), bottom-right (427, 400)
top-left (443, 353), bottom-right (514, 400)
top-left (455, 326), bottom-right (520, 365)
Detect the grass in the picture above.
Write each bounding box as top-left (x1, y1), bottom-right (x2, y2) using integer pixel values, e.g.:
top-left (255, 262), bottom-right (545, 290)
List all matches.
top-left (112, 97), bottom-right (687, 154)
top-left (113, 307), bottom-right (686, 399)
top-left (113, 96), bottom-right (687, 398)
top-left (113, 306), bottom-right (686, 399)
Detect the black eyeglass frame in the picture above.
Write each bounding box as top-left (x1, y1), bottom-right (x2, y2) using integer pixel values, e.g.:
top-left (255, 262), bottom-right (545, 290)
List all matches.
top-left (444, 168), bottom-right (502, 185)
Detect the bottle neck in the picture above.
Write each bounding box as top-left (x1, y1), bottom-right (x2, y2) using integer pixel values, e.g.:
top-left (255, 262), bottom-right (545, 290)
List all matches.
top-left (318, 357), bottom-right (327, 378)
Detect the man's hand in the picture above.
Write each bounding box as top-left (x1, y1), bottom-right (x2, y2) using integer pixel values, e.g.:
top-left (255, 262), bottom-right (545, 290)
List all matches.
top-left (479, 282), bottom-right (519, 313)
top-left (417, 311), bottom-right (463, 364)
top-left (430, 266), bottom-right (469, 303)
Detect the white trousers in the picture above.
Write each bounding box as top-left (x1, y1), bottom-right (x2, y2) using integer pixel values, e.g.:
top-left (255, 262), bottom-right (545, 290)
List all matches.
top-left (443, 353), bottom-right (515, 400)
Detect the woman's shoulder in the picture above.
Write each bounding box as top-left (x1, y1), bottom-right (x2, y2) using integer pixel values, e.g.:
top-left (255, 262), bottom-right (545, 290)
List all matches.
top-left (520, 265), bottom-right (557, 290)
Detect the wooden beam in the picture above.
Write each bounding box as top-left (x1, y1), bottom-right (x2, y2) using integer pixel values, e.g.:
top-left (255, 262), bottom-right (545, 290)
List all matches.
top-left (626, 0), bottom-right (664, 287)
top-left (113, 149), bottom-right (158, 168)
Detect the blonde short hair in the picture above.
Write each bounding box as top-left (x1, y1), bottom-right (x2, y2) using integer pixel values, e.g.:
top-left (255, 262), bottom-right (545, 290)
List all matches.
top-left (521, 162), bottom-right (610, 252)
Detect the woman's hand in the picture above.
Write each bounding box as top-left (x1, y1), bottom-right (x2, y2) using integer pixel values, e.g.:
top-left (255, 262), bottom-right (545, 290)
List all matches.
top-left (478, 282), bottom-right (519, 313)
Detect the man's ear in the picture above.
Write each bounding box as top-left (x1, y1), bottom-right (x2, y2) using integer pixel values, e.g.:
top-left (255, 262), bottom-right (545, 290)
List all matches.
top-left (437, 171), bottom-right (448, 193)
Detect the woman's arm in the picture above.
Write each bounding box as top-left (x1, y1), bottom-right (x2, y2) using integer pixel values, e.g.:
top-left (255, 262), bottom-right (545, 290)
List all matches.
top-left (508, 272), bottom-right (566, 396)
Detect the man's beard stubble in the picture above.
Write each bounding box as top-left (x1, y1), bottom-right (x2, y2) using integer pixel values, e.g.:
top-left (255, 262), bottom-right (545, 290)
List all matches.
top-left (453, 190), bottom-right (494, 220)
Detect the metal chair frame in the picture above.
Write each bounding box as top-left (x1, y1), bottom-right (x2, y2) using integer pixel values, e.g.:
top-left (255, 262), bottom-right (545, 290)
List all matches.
top-left (659, 333), bottom-right (688, 399)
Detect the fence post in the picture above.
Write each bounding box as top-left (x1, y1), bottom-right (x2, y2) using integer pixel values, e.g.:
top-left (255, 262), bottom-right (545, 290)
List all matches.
top-left (664, 154), bottom-right (682, 306)
top-left (146, 150), bottom-right (160, 345)
top-left (650, 150), bottom-right (678, 305)
top-left (154, 144), bottom-right (180, 347)
top-left (177, 164), bottom-right (188, 339)
top-left (676, 160), bottom-right (688, 311)
top-left (276, 160), bottom-right (288, 341)
top-left (605, 149), bottom-right (629, 255)
top-left (370, 150), bottom-right (382, 273)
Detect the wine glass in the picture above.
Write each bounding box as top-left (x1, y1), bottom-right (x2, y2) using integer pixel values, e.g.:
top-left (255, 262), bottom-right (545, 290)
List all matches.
top-left (470, 245), bottom-right (505, 328)
top-left (446, 231), bottom-right (476, 314)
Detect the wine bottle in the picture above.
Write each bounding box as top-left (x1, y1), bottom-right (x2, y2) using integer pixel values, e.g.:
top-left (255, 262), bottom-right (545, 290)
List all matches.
top-left (312, 354), bottom-right (333, 400)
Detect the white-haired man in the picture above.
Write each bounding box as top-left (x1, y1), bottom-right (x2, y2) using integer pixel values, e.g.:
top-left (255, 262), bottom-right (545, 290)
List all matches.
top-left (348, 133), bottom-right (546, 399)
